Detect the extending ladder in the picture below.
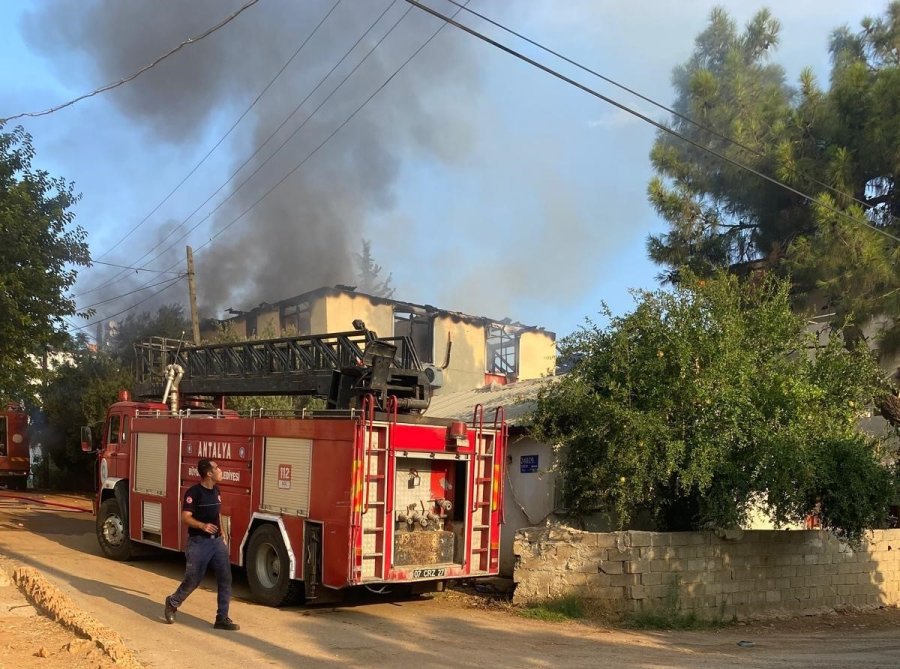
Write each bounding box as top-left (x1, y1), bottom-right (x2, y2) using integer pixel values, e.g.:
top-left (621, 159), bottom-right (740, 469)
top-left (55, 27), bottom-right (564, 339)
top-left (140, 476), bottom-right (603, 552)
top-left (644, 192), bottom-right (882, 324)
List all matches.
top-left (469, 404), bottom-right (503, 574)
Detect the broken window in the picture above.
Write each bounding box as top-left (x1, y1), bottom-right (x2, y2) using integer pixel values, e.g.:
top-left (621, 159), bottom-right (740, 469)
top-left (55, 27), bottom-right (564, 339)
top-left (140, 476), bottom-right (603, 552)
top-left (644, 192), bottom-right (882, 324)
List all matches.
top-left (486, 324), bottom-right (519, 376)
top-left (393, 310), bottom-right (433, 364)
top-left (280, 301), bottom-right (311, 336)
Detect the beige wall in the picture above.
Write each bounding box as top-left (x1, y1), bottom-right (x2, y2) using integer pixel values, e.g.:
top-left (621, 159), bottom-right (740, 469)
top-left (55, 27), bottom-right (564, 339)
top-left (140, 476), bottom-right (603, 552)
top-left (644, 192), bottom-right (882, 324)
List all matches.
top-left (322, 293), bottom-right (393, 336)
top-left (518, 331), bottom-right (556, 379)
top-left (433, 317), bottom-right (486, 393)
top-left (257, 308), bottom-right (280, 337)
top-left (514, 527), bottom-right (900, 620)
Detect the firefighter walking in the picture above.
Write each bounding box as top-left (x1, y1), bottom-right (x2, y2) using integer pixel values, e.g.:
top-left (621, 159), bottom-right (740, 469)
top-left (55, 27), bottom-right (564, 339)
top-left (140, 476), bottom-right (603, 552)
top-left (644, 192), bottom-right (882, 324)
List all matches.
top-left (164, 459), bottom-right (239, 630)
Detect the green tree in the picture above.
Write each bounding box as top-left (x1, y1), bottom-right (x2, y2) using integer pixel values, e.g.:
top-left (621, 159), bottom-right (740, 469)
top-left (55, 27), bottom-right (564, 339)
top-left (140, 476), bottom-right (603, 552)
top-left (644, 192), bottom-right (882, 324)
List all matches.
top-left (38, 340), bottom-right (131, 489)
top-left (355, 239), bottom-right (394, 299)
top-left (647, 5), bottom-right (900, 356)
top-left (109, 303), bottom-right (191, 368)
top-left (33, 305), bottom-right (188, 487)
top-left (532, 272), bottom-right (894, 542)
top-left (0, 126), bottom-right (90, 400)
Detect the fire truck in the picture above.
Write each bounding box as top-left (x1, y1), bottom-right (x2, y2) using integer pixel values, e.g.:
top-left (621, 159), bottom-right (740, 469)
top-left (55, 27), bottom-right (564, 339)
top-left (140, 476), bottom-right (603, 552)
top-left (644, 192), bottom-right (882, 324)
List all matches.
top-left (0, 402), bottom-right (30, 490)
top-left (83, 327), bottom-right (506, 606)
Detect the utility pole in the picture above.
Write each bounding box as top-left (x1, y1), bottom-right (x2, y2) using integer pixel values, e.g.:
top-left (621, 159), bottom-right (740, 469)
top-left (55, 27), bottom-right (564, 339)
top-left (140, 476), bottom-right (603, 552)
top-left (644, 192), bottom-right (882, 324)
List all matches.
top-left (186, 246), bottom-right (201, 345)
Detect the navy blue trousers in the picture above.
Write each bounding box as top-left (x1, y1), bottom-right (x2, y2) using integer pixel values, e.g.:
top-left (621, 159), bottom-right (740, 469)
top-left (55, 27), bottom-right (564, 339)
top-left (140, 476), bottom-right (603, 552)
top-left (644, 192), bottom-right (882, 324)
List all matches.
top-left (168, 536), bottom-right (232, 619)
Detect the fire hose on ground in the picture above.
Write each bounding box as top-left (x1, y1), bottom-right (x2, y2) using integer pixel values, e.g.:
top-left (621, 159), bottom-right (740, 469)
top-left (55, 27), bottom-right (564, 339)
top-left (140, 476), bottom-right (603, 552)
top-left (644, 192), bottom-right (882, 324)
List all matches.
top-left (0, 491), bottom-right (92, 513)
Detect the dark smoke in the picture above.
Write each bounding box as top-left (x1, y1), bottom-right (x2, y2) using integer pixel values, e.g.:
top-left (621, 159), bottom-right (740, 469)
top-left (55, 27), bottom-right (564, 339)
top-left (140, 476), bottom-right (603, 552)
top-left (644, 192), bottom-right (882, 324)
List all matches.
top-left (24, 0), bottom-right (479, 319)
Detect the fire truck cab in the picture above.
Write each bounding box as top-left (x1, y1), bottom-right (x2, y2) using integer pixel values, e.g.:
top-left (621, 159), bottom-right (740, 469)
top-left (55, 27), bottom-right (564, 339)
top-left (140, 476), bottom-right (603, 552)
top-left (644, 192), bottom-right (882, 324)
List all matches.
top-left (84, 328), bottom-right (506, 606)
top-left (1, 402), bottom-right (30, 490)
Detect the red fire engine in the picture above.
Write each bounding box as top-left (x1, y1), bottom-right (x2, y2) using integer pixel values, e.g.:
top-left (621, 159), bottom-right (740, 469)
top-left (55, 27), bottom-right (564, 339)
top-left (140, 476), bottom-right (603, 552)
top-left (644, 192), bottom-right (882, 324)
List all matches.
top-left (84, 327), bottom-right (506, 605)
top-left (0, 402), bottom-right (30, 490)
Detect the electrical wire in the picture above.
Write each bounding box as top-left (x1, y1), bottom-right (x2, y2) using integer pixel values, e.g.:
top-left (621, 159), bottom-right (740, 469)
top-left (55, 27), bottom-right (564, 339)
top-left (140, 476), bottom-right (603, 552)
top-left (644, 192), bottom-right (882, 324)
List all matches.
top-left (76, 0), bottom-right (402, 300)
top-left (404, 0), bottom-right (900, 245)
top-left (78, 275), bottom-right (188, 312)
top-left (0, 0), bottom-right (261, 124)
top-left (88, 259), bottom-right (181, 273)
top-left (445, 0), bottom-right (900, 229)
top-left (89, 0), bottom-right (344, 264)
top-left (71, 275), bottom-right (186, 332)
top-left (188, 0), bottom-right (466, 259)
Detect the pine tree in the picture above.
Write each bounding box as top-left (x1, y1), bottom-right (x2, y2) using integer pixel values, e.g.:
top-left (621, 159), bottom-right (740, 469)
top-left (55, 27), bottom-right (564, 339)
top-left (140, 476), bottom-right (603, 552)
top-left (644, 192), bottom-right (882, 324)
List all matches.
top-left (646, 4), bottom-right (900, 356)
top-left (355, 239), bottom-right (395, 299)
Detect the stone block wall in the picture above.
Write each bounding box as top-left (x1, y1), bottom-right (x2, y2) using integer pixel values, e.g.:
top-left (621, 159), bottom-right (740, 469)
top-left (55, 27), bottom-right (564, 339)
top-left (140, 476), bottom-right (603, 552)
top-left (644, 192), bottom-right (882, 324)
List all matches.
top-left (513, 527), bottom-right (900, 619)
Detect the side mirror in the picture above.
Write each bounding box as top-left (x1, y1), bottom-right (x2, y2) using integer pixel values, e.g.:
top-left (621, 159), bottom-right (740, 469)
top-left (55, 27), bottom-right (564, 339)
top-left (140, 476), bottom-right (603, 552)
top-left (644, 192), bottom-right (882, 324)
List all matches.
top-left (80, 426), bottom-right (94, 452)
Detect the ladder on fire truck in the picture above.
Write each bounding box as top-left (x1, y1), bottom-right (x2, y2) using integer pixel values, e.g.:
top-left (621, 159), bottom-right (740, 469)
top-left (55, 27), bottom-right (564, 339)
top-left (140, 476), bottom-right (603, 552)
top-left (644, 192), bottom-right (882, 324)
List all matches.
top-left (358, 395), bottom-right (392, 581)
top-left (469, 404), bottom-right (504, 575)
top-left (133, 328), bottom-right (431, 412)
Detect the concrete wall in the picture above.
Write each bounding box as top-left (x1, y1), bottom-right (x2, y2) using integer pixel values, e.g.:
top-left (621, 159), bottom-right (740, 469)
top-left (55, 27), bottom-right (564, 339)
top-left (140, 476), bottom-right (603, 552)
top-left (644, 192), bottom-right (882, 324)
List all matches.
top-left (501, 437), bottom-right (558, 575)
top-left (433, 317), bottom-right (486, 393)
top-left (518, 331), bottom-right (556, 380)
top-left (514, 527), bottom-right (900, 619)
top-left (256, 308), bottom-right (280, 337)
top-left (322, 293), bottom-right (393, 336)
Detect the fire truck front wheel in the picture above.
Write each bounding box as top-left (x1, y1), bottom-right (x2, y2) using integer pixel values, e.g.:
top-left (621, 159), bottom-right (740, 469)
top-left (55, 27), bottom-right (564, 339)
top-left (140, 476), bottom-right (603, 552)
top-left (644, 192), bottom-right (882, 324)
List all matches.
top-left (97, 498), bottom-right (133, 561)
top-left (246, 524), bottom-right (301, 607)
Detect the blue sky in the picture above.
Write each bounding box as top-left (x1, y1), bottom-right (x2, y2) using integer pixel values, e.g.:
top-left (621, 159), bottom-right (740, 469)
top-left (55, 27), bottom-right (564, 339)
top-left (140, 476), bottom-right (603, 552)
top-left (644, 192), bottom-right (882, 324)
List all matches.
top-left (1, 0), bottom-right (888, 341)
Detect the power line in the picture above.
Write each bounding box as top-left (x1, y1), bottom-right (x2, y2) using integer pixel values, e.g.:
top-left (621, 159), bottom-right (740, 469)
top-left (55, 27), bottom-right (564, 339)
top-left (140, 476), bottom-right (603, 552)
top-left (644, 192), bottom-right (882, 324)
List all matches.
top-left (404, 0), bottom-right (900, 246)
top-left (0, 0), bottom-right (261, 124)
top-left (77, 0), bottom-right (402, 300)
top-left (78, 275), bottom-right (188, 312)
top-left (90, 0), bottom-right (344, 264)
top-left (71, 275), bottom-right (186, 332)
top-left (192, 0), bottom-right (459, 256)
top-left (91, 0), bottom-right (464, 321)
top-left (88, 259), bottom-right (181, 274)
top-left (445, 0), bottom-right (900, 230)
top-left (154, 1), bottom-right (419, 266)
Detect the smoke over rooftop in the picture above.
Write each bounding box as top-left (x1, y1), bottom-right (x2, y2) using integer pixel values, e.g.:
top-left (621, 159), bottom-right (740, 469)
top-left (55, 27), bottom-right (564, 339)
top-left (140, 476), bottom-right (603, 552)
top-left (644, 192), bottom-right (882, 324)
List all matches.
top-left (24, 0), bottom-right (480, 319)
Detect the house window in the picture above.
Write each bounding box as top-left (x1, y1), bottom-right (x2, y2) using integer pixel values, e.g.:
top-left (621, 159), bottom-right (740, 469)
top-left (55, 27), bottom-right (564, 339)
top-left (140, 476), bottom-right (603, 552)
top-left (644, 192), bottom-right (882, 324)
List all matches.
top-left (0, 416), bottom-right (7, 457)
top-left (486, 324), bottom-right (518, 376)
top-left (393, 311), bottom-right (433, 364)
top-left (280, 301), bottom-right (311, 336)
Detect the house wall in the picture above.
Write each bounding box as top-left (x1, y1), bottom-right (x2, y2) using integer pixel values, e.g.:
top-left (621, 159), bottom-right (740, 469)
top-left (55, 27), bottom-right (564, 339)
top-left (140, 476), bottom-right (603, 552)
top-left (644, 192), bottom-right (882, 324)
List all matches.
top-left (322, 293), bottom-right (394, 336)
top-left (500, 436), bottom-right (558, 576)
top-left (433, 317), bottom-right (486, 393)
top-left (518, 331), bottom-right (556, 380)
top-left (514, 527), bottom-right (900, 619)
top-left (257, 308), bottom-right (280, 337)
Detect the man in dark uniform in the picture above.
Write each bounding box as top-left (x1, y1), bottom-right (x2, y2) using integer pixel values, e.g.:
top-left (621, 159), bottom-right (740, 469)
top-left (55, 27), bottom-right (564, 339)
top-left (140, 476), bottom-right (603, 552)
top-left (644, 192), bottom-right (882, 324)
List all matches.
top-left (164, 458), bottom-right (239, 630)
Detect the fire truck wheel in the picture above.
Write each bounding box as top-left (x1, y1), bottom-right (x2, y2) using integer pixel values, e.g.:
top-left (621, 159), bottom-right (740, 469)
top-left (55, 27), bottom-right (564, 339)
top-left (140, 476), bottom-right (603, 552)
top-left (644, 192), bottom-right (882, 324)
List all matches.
top-left (97, 498), bottom-right (133, 561)
top-left (246, 524), bottom-right (301, 607)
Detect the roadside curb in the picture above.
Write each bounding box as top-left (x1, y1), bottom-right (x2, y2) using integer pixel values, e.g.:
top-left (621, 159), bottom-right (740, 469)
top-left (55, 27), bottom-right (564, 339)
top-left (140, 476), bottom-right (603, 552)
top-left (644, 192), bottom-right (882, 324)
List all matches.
top-left (9, 563), bottom-right (144, 668)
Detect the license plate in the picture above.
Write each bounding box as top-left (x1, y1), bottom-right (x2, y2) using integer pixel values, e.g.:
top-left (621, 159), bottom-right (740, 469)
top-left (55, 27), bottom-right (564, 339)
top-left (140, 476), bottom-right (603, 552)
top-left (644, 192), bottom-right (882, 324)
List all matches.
top-left (412, 568), bottom-right (446, 578)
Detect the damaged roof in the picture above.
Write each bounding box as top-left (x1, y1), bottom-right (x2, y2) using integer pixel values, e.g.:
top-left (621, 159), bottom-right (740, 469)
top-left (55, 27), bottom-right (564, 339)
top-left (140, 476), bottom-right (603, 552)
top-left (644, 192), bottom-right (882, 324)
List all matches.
top-left (218, 285), bottom-right (555, 338)
top-left (425, 375), bottom-right (562, 427)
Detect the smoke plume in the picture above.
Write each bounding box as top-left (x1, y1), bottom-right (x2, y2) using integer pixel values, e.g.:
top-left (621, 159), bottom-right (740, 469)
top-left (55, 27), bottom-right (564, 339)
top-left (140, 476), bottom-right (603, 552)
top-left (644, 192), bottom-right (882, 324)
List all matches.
top-left (24, 0), bottom-right (479, 320)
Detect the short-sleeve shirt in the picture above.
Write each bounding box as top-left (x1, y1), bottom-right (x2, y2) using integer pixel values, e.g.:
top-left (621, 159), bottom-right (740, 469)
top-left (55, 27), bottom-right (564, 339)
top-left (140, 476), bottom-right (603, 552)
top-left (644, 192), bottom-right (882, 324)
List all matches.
top-left (183, 483), bottom-right (221, 537)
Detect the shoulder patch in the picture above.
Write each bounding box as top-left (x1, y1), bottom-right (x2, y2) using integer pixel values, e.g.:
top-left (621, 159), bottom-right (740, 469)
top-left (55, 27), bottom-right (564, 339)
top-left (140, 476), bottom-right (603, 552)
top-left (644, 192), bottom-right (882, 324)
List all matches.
top-left (186, 496), bottom-right (193, 504)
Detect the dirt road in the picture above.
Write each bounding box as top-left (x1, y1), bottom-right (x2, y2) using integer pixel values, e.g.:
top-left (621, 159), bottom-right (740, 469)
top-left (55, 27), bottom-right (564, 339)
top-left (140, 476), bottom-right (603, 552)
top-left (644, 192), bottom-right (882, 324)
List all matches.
top-left (2, 494), bottom-right (900, 668)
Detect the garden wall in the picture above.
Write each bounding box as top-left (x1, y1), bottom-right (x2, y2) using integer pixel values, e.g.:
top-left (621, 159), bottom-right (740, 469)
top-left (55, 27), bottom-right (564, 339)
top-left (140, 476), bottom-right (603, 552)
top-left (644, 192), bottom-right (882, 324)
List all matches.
top-left (513, 527), bottom-right (900, 619)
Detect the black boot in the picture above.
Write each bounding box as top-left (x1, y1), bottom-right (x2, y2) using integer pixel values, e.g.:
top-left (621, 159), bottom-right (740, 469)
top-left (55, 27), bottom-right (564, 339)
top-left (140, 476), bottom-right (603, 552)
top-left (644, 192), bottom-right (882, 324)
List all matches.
top-left (164, 597), bottom-right (177, 624)
top-left (214, 616), bottom-right (239, 631)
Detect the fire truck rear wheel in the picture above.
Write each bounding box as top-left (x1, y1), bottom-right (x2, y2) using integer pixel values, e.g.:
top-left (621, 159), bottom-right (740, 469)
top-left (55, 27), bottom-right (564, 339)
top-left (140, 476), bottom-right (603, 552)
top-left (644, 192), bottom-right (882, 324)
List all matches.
top-left (246, 524), bottom-right (301, 607)
top-left (97, 498), bottom-right (133, 561)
